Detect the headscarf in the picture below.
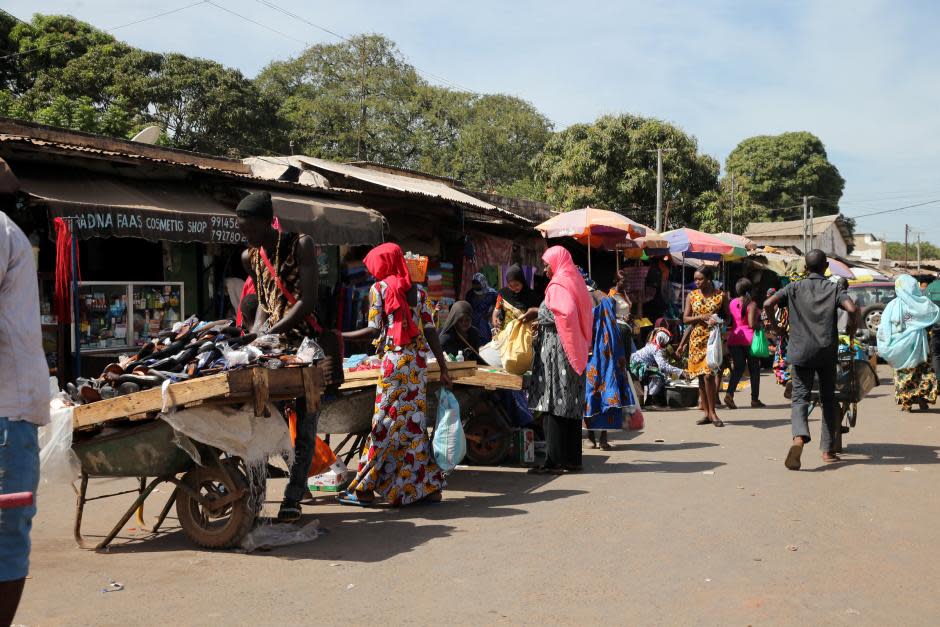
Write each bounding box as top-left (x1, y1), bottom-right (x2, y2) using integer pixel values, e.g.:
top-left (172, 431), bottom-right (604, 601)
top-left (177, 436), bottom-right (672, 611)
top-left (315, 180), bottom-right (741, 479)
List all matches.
top-left (235, 191), bottom-right (274, 219)
top-left (499, 264), bottom-right (536, 311)
top-left (651, 328), bottom-right (672, 349)
top-left (877, 274), bottom-right (940, 370)
top-left (364, 243), bottom-right (419, 347)
top-left (543, 246), bottom-right (594, 375)
top-left (472, 273), bottom-right (496, 295)
top-left (441, 300), bottom-right (473, 338)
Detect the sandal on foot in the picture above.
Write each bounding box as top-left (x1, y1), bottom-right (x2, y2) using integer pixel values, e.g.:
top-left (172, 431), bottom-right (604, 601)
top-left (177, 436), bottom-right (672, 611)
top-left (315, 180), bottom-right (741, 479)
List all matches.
top-left (337, 491), bottom-right (376, 507)
top-left (696, 417), bottom-right (711, 425)
top-left (723, 395), bottom-right (736, 409)
top-left (751, 400), bottom-right (766, 408)
top-left (785, 444), bottom-right (803, 470)
top-left (712, 419), bottom-right (725, 428)
top-left (822, 453), bottom-right (841, 463)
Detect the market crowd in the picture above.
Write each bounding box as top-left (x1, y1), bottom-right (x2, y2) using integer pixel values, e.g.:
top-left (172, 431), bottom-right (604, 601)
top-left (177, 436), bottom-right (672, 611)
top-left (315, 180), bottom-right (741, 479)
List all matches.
top-left (5, 186), bottom-right (940, 625)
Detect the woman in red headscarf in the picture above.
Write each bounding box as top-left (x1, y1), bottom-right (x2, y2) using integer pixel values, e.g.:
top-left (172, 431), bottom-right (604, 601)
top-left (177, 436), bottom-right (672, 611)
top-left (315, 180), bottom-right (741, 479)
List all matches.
top-left (527, 246), bottom-right (594, 474)
top-left (339, 243), bottom-right (451, 506)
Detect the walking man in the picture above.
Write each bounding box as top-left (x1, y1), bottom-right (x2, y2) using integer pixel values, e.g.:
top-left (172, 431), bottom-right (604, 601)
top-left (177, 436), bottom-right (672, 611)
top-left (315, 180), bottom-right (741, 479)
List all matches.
top-left (238, 191), bottom-right (323, 522)
top-left (764, 250), bottom-right (858, 470)
top-left (0, 159), bottom-right (49, 625)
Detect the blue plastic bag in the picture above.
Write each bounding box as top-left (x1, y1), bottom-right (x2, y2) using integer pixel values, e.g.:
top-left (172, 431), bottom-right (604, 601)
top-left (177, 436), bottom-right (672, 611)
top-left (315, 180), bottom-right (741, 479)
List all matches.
top-left (433, 388), bottom-right (465, 472)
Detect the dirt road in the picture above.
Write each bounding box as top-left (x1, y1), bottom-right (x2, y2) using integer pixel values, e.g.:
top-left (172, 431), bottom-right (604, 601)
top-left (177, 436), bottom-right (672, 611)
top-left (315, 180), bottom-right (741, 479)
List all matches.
top-left (16, 367), bottom-right (940, 625)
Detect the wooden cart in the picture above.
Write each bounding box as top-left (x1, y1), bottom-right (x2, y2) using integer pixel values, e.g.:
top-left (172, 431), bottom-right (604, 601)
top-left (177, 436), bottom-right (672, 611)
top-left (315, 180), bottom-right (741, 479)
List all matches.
top-left (70, 364), bottom-right (323, 551)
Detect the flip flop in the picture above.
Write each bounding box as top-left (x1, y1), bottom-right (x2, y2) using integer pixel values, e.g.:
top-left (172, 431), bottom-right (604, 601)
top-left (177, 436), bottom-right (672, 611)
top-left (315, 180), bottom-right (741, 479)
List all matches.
top-left (785, 444), bottom-right (803, 470)
top-left (336, 491), bottom-right (377, 507)
top-left (822, 453), bottom-right (841, 463)
top-left (696, 417), bottom-right (711, 425)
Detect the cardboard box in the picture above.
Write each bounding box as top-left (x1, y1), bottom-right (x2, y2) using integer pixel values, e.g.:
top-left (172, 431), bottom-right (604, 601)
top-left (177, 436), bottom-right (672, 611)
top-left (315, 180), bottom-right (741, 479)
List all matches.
top-left (517, 428), bottom-right (535, 464)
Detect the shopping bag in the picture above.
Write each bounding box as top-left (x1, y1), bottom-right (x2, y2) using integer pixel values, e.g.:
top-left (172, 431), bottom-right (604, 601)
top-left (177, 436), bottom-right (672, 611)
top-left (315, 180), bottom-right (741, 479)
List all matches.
top-left (498, 318), bottom-right (534, 375)
top-left (288, 408), bottom-right (337, 477)
top-left (433, 388), bottom-right (466, 472)
top-left (627, 407), bottom-right (645, 431)
top-left (706, 324), bottom-right (723, 371)
top-left (750, 328), bottom-right (770, 359)
top-left (478, 340), bottom-right (503, 367)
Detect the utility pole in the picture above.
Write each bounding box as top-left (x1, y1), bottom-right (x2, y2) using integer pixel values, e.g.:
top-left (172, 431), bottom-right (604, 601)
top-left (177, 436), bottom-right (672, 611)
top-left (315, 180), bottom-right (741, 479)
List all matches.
top-left (917, 233), bottom-right (922, 272)
top-left (802, 196), bottom-right (809, 252)
top-left (729, 172), bottom-right (735, 235)
top-left (808, 203), bottom-right (815, 250)
top-left (649, 147), bottom-right (676, 232)
top-left (904, 224), bottom-right (910, 267)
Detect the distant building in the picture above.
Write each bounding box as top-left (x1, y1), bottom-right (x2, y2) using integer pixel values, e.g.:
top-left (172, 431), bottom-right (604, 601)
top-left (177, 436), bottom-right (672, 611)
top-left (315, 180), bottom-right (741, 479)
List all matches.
top-left (852, 233), bottom-right (886, 262)
top-left (744, 214), bottom-right (851, 257)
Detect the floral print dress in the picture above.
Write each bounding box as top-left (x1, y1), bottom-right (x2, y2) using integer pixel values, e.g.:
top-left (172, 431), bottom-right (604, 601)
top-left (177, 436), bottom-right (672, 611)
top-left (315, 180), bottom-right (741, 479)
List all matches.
top-left (346, 281), bottom-right (445, 505)
top-left (686, 289), bottom-right (725, 377)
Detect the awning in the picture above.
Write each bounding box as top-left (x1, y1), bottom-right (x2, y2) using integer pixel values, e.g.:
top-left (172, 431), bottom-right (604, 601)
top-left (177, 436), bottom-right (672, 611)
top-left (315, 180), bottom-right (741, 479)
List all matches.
top-left (242, 188), bottom-right (386, 246)
top-left (20, 171), bottom-right (244, 244)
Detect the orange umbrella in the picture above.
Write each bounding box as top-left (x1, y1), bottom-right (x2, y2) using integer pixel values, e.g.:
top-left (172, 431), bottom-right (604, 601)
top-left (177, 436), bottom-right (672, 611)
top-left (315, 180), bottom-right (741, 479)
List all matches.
top-left (536, 207), bottom-right (647, 276)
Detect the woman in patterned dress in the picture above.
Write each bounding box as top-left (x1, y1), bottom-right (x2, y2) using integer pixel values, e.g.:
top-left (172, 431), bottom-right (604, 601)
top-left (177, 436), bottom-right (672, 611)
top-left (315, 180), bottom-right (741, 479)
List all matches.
top-left (683, 266), bottom-right (729, 427)
top-left (527, 247), bottom-right (594, 474)
top-left (339, 244), bottom-right (452, 506)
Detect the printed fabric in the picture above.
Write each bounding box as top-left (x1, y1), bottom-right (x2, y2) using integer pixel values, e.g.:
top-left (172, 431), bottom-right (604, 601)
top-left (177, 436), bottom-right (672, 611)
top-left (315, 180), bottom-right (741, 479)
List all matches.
top-left (894, 362), bottom-right (939, 411)
top-left (584, 298), bottom-right (635, 430)
top-left (347, 282), bottom-right (444, 506)
top-left (687, 289), bottom-right (725, 377)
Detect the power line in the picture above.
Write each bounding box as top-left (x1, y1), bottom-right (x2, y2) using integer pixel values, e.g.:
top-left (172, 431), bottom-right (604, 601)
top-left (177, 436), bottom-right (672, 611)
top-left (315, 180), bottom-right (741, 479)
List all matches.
top-left (204, 1), bottom-right (307, 46)
top-left (252, 0), bottom-right (478, 93)
top-left (0, 2), bottom-right (209, 62)
top-left (849, 198), bottom-right (940, 220)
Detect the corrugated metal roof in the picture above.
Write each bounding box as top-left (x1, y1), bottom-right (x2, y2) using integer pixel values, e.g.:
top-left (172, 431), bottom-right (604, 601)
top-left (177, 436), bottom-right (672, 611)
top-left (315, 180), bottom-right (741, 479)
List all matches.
top-left (291, 156), bottom-right (530, 223)
top-left (744, 214), bottom-right (842, 238)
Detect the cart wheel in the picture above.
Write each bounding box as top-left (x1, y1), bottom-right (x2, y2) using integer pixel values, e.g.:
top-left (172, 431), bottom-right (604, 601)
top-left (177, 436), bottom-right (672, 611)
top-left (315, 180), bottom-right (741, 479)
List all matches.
top-left (176, 464), bottom-right (254, 549)
top-left (464, 417), bottom-right (511, 466)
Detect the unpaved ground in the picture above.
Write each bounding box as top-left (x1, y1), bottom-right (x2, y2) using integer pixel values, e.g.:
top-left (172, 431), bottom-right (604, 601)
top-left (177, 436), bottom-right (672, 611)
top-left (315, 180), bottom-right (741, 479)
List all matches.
top-left (16, 367), bottom-right (940, 626)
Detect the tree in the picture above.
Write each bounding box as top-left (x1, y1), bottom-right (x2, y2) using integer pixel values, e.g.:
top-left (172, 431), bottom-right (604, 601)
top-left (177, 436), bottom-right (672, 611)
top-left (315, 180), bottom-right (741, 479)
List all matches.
top-left (886, 240), bottom-right (940, 261)
top-left (724, 131), bottom-right (845, 220)
top-left (530, 114), bottom-right (720, 227)
top-left (257, 34), bottom-right (422, 163)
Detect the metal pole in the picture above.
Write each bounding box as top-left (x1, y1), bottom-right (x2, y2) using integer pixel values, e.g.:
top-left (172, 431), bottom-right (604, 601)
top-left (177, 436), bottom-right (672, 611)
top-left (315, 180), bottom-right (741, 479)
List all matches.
top-left (809, 204), bottom-right (814, 251)
top-left (905, 224), bottom-right (910, 267)
top-left (802, 196), bottom-right (808, 252)
top-left (917, 233), bottom-right (922, 272)
top-left (70, 227), bottom-right (81, 378)
top-left (587, 225), bottom-right (592, 279)
top-left (655, 149), bottom-right (663, 232)
top-left (729, 172), bottom-right (735, 235)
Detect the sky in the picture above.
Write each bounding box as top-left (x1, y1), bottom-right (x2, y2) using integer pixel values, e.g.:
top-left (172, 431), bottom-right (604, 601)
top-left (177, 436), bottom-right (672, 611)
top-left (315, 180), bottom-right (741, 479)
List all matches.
top-left (7, 0), bottom-right (940, 242)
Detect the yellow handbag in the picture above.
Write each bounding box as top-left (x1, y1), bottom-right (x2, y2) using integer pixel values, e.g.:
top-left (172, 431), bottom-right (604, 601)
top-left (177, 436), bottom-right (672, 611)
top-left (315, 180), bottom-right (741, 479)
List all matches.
top-left (498, 318), bottom-right (534, 375)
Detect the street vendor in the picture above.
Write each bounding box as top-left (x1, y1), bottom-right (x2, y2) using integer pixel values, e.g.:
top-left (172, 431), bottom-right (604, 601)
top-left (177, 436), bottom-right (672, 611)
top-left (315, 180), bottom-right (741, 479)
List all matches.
top-left (237, 190), bottom-right (324, 522)
top-left (630, 328), bottom-right (690, 405)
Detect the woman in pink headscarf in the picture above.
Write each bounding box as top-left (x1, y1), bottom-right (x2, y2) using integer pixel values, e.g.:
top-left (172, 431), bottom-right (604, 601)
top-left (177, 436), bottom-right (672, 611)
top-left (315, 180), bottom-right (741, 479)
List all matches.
top-left (527, 246), bottom-right (594, 474)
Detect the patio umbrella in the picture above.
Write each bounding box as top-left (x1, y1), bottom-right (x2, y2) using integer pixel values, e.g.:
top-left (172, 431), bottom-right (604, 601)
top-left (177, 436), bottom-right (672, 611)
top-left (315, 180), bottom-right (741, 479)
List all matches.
top-left (849, 266), bottom-right (889, 282)
top-left (618, 229), bottom-right (669, 259)
top-left (787, 256), bottom-right (855, 279)
top-left (662, 228), bottom-right (735, 260)
top-left (714, 232), bottom-right (756, 260)
top-left (535, 207), bottom-right (647, 276)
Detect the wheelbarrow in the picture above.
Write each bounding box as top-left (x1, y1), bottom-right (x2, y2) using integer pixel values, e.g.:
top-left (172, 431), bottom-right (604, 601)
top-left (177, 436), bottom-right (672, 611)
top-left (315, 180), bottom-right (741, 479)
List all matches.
top-left (71, 419), bottom-right (256, 551)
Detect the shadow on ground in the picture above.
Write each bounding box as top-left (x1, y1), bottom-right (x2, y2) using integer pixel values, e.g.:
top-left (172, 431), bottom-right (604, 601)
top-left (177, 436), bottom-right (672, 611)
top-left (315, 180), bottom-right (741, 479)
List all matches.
top-left (813, 442), bottom-right (940, 472)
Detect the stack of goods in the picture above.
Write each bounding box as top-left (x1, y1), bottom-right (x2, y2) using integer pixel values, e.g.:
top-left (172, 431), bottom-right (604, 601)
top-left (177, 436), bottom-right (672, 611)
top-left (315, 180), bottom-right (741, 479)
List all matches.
top-left (426, 267), bottom-right (444, 301)
top-left (437, 262), bottom-right (456, 300)
top-left (62, 317), bottom-right (322, 405)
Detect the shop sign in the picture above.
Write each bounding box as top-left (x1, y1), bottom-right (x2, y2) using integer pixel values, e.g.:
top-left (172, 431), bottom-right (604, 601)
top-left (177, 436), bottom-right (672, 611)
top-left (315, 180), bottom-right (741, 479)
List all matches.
top-left (48, 207), bottom-right (246, 244)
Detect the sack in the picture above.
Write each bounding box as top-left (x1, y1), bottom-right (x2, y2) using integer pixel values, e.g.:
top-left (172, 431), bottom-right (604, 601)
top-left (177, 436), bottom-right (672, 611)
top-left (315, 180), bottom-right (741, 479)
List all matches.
top-left (433, 388), bottom-right (465, 472)
top-left (706, 324), bottom-right (723, 371)
top-left (498, 319), bottom-right (533, 375)
top-left (478, 340), bottom-right (503, 368)
top-left (288, 408), bottom-right (337, 476)
top-left (750, 328), bottom-right (770, 359)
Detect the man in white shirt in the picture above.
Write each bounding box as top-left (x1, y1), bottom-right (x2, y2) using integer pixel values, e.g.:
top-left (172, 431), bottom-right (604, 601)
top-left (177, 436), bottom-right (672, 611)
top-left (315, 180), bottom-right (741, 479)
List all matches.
top-left (0, 159), bottom-right (49, 625)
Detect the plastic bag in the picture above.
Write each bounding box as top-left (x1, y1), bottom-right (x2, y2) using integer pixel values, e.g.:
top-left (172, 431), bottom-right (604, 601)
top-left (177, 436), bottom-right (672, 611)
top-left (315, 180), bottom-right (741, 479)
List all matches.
top-left (498, 319), bottom-right (534, 375)
top-left (706, 322), bottom-right (723, 371)
top-left (296, 337), bottom-right (326, 364)
top-left (288, 408), bottom-right (337, 476)
top-left (38, 378), bottom-right (80, 488)
top-left (433, 388), bottom-right (465, 472)
top-left (478, 340), bottom-right (503, 368)
top-left (750, 328), bottom-right (770, 359)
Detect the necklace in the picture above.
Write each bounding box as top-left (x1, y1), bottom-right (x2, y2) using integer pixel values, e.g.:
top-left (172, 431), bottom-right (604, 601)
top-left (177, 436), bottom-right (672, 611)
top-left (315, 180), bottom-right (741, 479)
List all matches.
top-left (257, 232), bottom-right (283, 321)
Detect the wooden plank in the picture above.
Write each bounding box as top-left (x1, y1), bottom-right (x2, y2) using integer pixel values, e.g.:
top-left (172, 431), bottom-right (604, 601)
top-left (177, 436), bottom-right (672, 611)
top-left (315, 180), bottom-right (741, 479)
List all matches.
top-left (455, 369), bottom-right (524, 391)
top-left (71, 372), bottom-right (231, 429)
top-left (251, 368), bottom-right (270, 417)
top-left (338, 361), bottom-right (478, 391)
top-left (303, 366), bottom-right (324, 414)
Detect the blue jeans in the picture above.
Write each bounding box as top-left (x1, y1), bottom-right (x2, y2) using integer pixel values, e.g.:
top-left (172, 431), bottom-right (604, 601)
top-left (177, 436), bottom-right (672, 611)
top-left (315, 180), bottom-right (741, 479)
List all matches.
top-left (0, 418), bottom-right (39, 582)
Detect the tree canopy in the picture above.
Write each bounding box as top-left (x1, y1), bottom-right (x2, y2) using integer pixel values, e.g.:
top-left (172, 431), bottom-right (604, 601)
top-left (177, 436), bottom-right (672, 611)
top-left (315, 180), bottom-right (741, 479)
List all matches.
top-left (530, 114), bottom-right (720, 228)
top-left (725, 131), bottom-right (845, 221)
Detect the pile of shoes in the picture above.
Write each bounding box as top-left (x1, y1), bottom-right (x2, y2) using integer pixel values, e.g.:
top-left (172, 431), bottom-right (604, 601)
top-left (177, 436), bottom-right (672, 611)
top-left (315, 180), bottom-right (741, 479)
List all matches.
top-left (64, 317), bottom-right (310, 404)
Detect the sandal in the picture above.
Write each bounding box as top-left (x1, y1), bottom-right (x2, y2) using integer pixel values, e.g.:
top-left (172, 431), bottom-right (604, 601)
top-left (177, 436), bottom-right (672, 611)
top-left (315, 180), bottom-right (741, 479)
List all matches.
top-left (712, 419), bottom-right (725, 428)
top-left (696, 417), bottom-right (711, 426)
top-left (822, 453), bottom-right (841, 463)
top-left (751, 400), bottom-right (766, 408)
top-left (723, 395), bottom-right (737, 410)
top-left (418, 491), bottom-right (443, 504)
top-left (337, 491), bottom-right (377, 507)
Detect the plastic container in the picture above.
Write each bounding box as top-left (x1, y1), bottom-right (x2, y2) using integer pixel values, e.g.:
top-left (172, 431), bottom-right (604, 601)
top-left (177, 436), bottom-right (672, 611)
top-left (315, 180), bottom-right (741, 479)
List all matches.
top-left (405, 255), bottom-right (428, 283)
